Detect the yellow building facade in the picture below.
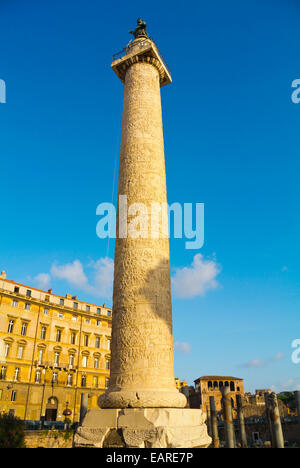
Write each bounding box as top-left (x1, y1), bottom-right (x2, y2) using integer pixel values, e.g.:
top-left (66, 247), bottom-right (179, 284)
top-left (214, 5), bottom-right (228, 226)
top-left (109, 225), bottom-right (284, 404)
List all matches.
top-left (175, 378), bottom-right (188, 390)
top-left (0, 271), bottom-right (111, 423)
top-left (193, 375), bottom-right (245, 413)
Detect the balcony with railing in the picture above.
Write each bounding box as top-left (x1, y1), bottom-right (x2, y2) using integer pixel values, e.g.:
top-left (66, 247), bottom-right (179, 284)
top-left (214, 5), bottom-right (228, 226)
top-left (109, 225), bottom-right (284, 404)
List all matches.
top-left (112, 36), bottom-right (171, 78)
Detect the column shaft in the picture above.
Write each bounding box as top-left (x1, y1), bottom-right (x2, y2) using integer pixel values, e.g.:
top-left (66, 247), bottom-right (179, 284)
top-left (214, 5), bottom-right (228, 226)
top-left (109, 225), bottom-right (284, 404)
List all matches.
top-left (100, 57), bottom-right (185, 409)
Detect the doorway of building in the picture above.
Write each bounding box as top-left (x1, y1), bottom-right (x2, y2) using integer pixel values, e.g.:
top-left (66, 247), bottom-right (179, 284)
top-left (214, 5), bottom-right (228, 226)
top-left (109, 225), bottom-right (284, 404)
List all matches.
top-left (45, 397), bottom-right (58, 421)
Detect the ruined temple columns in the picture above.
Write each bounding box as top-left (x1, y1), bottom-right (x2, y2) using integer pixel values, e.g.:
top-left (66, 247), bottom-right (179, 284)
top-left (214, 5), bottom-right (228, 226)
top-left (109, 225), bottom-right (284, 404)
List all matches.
top-left (221, 386), bottom-right (235, 448)
top-left (236, 394), bottom-right (247, 448)
top-left (209, 396), bottom-right (220, 448)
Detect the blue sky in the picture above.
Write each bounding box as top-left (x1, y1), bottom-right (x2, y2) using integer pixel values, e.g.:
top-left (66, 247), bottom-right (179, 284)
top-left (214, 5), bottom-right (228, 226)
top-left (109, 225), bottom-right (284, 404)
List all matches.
top-left (0, 0), bottom-right (300, 392)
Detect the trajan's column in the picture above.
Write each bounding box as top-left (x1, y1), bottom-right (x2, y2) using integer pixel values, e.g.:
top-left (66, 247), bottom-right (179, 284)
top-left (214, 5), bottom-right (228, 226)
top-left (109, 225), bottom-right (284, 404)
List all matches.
top-left (75, 19), bottom-right (211, 448)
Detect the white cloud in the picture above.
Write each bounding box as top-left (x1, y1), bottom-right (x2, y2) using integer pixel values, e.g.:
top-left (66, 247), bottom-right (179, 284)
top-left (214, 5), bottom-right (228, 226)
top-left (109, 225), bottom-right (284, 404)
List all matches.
top-left (243, 358), bottom-right (264, 368)
top-left (171, 253), bottom-right (221, 299)
top-left (48, 257), bottom-right (114, 299)
top-left (34, 273), bottom-right (51, 290)
top-left (38, 253), bottom-right (220, 302)
top-left (174, 341), bottom-right (192, 354)
top-left (273, 352), bottom-right (285, 362)
top-left (89, 257), bottom-right (114, 298)
top-left (241, 352), bottom-right (286, 369)
top-left (51, 260), bottom-right (88, 289)
top-left (282, 379), bottom-right (296, 388)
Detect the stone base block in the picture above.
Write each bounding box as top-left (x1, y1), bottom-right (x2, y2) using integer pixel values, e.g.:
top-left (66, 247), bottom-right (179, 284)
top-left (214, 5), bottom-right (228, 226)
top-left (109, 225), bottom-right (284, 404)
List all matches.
top-left (74, 408), bottom-right (211, 448)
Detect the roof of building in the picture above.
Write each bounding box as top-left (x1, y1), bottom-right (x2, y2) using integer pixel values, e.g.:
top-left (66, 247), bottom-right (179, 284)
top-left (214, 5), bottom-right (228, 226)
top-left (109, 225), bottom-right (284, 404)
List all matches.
top-left (194, 376), bottom-right (243, 383)
top-left (0, 274), bottom-right (112, 310)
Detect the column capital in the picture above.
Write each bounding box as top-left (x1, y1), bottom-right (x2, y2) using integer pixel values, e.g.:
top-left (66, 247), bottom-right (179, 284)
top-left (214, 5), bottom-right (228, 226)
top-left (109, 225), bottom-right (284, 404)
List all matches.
top-left (111, 38), bottom-right (172, 87)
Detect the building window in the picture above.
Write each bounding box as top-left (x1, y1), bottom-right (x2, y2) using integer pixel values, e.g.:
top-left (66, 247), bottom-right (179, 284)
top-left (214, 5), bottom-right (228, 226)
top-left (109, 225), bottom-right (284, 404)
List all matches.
top-left (67, 374), bottom-right (73, 386)
top-left (17, 346), bottom-right (24, 359)
top-left (71, 315), bottom-right (77, 322)
top-left (38, 349), bottom-right (44, 365)
top-left (58, 313), bottom-right (64, 319)
top-left (44, 308), bottom-right (49, 315)
top-left (21, 322), bottom-right (28, 336)
top-left (95, 336), bottom-right (100, 348)
top-left (26, 290), bottom-right (31, 297)
top-left (85, 319), bottom-right (90, 324)
top-left (105, 378), bottom-right (109, 388)
top-left (84, 335), bottom-right (89, 347)
top-left (107, 310), bottom-right (111, 317)
top-left (11, 390), bottom-right (17, 402)
top-left (82, 356), bottom-right (88, 368)
top-left (4, 343), bottom-right (10, 358)
top-left (56, 329), bottom-right (62, 342)
top-left (41, 326), bottom-right (47, 340)
top-left (96, 308), bottom-right (101, 315)
top-left (0, 367), bottom-right (7, 380)
top-left (14, 368), bottom-right (20, 381)
top-left (94, 358), bottom-right (99, 369)
top-left (97, 320), bottom-right (101, 326)
top-left (12, 300), bottom-right (18, 308)
top-left (106, 359), bottom-right (110, 370)
top-left (8, 320), bottom-right (14, 333)
top-left (107, 340), bottom-right (111, 350)
top-left (81, 375), bottom-right (86, 387)
top-left (14, 286), bottom-right (19, 293)
top-left (54, 352), bottom-right (60, 366)
top-left (25, 303), bottom-right (30, 311)
top-left (60, 299), bottom-right (64, 306)
top-left (86, 305), bottom-right (90, 313)
top-left (69, 354), bottom-right (75, 368)
top-left (52, 372), bottom-right (58, 384)
top-left (70, 332), bottom-right (76, 345)
top-left (35, 370), bottom-right (41, 383)
top-left (93, 376), bottom-right (98, 388)
top-left (73, 302), bottom-right (78, 310)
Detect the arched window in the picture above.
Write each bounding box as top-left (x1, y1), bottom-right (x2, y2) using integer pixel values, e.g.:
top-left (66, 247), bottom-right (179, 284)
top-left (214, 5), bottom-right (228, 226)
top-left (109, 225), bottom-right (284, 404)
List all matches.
top-left (219, 381), bottom-right (224, 388)
top-left (230, 381), bottom-right (235, 391)
top-left (225, 381), bottom-right (229, 387)
top-left (213, 381), bottom-right (218, 389)
top-left (208, 381), bottom-right (213, 389)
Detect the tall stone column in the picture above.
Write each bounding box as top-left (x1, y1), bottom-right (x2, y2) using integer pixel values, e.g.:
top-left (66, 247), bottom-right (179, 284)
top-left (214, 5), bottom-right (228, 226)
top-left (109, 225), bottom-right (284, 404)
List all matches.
top-left (100, 36), bottom-right (185, 409)
top-left (75, 22), bottom-right (211, 448)
top-left (236, 394), bottom-right (247, 448)
top-left (267, 392), bottom-right (284, 448)
top-left (209, 396), bottom-right (220, 448)
top-left (221, 387), bottom-right (235, 448)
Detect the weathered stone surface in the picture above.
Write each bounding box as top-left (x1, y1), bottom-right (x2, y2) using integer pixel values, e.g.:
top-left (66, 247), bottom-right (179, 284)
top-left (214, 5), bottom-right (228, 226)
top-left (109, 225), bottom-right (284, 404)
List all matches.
top-left (77, 36), bottom-right (212, 450)
top-left (74, 427), bottom-right (109, 448)
top-left (79, 409), bottom-right (118, 428)
top-left (100, 37), bottom-right (186, 411)
top-left (74, 408), bottom-right (212, 448)
top-left (103, 429), bottom-right (125, 448)
top-left (118, 408), bottom-right (207, 428)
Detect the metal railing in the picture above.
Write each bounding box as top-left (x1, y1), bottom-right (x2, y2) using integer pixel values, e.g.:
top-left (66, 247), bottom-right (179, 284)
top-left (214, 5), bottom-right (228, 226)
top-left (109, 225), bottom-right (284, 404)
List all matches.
top-left (112, 36), bottom-right (171, 77)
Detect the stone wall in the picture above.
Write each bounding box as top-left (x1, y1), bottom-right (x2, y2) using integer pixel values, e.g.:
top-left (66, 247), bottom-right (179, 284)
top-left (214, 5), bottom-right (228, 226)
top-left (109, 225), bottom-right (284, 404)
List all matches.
top-left (24, 430), bottom-right (74, 448)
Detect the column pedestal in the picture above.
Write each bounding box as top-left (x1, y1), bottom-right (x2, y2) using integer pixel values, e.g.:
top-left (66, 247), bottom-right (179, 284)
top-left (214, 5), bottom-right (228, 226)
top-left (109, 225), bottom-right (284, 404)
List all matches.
top-left (74, 408), bottom-right (211, 448)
